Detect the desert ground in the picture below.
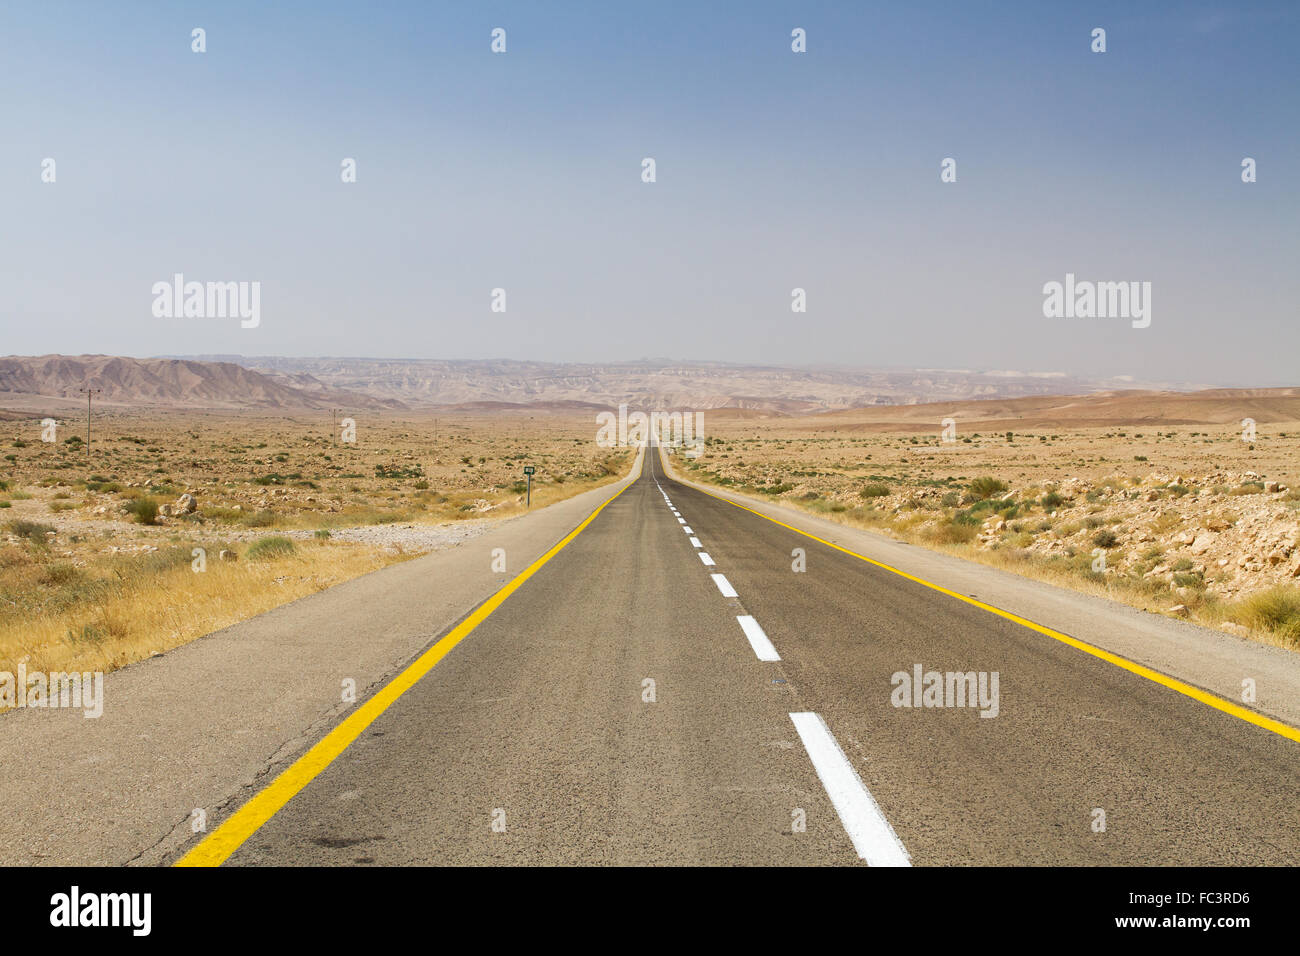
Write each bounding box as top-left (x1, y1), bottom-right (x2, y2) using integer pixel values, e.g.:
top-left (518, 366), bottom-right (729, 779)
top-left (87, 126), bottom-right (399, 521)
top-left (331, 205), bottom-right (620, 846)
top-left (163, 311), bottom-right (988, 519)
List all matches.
top-left (5, 383), bottom-right (1300, 705)
top-left (0, 405), bottom-right (630, 687)
top-left (679, 399), bottom-right (1300, 649)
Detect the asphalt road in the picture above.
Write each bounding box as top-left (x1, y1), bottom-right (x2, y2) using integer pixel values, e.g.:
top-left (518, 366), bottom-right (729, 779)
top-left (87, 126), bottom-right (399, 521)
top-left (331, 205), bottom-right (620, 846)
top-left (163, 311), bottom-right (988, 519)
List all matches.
top-left (213, 443), bottom-right (1299, 866)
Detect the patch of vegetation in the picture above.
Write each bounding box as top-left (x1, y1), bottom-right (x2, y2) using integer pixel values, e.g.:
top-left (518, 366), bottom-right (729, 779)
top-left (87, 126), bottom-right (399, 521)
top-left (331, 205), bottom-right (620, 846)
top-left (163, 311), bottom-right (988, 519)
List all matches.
top-left (245, 536), bottom-right (297, 561)
top-left (967, 477), bottom-right (1008, 500)
top-left (375, 463), bottom-right (425, 480)
top-left (7, 519), bottom-right (56, 544)
top-left (125, 496), bottom-right (161, 525)
top-left (1227, 587), bottom-right (1300, 644)
top-left (1092, 529), bottom-right (1121, 549)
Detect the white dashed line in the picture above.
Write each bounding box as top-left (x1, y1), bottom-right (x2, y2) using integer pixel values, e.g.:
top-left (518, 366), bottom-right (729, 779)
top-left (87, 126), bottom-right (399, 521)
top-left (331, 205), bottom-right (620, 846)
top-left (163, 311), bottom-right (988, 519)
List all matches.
top-left (789, 712), bottom-right (911, 867)
top-left (699, 552), bottom-right (715, 566)
top-left (688, 536), bottom-right (702, 548)
top-left (735, 615), bottom-right (780, 661)
top-left (683, 526), bottom-right (693, 534)
top-left (710, 574), bottom-right (737, 598)
top-left (677, 518), bottom-right (685, 524)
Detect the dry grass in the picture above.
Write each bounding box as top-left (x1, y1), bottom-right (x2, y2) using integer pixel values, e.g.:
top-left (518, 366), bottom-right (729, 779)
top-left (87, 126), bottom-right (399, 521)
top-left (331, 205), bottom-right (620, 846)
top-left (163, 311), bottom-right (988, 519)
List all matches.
top-left (0, 536), bottom-right (409, 695)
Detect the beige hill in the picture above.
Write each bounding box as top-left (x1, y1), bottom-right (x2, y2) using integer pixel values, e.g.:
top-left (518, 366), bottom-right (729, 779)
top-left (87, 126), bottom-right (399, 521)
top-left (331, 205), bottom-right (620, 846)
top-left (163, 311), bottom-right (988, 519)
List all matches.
top-left (801, 388), bottom-right (1300, 431)
top-left (0, 355), bottom-right (402, 410)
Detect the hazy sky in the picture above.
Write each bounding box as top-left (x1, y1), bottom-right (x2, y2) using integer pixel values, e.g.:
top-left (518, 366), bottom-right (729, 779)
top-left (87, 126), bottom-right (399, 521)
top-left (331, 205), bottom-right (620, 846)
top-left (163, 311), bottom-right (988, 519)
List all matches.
top-left (2, 1), bottom-right (1296, 384)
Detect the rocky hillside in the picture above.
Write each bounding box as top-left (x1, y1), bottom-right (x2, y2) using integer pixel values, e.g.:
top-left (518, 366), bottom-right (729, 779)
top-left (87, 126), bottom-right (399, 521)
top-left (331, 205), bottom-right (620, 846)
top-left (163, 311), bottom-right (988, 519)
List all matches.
top-left (0, 355), bottom-right (402, 410)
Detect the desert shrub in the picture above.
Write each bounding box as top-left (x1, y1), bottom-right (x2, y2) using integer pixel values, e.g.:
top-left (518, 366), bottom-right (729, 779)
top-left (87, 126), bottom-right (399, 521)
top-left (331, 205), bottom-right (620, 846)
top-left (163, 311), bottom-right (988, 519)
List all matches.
top-left (1151, 513), bottom-right (1182, 534)
top-left (6, 519), bottom-right (55, 544)
top-left (967, 477), bottom-right (1008, 500)
top-left (940, 491), bottom-right (960, 508)
top-left (125, 496), bottom-right (161, 525)
top-left (313, 529), bottom-right (331, 540)
top-left (1040, 491), bottom-right (1065, 509)
top-left (1092, 529), bottom-right (1121, 548)
top-left (860, 483), bottom-right (891, 498)
top-left (926, 521), bottom-right (979, 544)
top-left (246, 536), bottom-right (297, 561)
top-left (39, 562), bottom-right (85, 587)
top-left (1227, 587), bottom-right (1300, 643)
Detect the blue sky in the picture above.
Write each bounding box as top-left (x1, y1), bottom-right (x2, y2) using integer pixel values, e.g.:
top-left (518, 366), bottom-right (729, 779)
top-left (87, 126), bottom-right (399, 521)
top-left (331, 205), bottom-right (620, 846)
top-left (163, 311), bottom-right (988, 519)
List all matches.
top-left (2, 1), bottom-right (1296, 384)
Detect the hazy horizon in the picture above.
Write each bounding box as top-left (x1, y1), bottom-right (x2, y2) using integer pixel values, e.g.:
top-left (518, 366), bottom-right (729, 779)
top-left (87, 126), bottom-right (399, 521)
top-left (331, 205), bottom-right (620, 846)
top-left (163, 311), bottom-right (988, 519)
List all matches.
top-left (0, 351), bottom-right (1277, 392)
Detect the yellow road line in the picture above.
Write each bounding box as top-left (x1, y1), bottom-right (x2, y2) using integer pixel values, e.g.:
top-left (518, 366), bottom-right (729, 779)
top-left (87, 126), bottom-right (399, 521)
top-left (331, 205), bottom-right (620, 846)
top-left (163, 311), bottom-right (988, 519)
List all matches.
top-left (177, 451), bottom-right (644, 867)
top-left (658, 447), bottom-right (1300, 745)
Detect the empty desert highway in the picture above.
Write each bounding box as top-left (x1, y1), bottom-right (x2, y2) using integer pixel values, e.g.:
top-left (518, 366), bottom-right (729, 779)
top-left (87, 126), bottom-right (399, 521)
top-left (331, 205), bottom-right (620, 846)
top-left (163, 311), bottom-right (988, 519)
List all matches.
top-left (186, 443), bottom-right (1299, 866)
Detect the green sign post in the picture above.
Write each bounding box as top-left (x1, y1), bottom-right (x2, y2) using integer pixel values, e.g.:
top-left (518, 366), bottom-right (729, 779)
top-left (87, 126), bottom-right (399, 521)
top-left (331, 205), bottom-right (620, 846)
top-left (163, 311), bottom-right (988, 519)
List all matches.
top-left (523, 465), bottom-right (535, 507)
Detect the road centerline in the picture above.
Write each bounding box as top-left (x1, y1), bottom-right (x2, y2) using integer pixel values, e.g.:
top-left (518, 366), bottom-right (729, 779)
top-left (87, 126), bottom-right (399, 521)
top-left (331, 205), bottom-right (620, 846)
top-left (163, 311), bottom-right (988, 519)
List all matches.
top-left (789, 712), bottom-right (911, 867)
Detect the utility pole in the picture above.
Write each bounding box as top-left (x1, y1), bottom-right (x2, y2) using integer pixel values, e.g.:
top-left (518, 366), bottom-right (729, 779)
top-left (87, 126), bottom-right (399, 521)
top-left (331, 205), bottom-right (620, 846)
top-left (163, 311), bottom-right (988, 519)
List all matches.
top-left (331, 408), bottom-right (341, 445)
top-left (78, 386), bottom-right (103, 456)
